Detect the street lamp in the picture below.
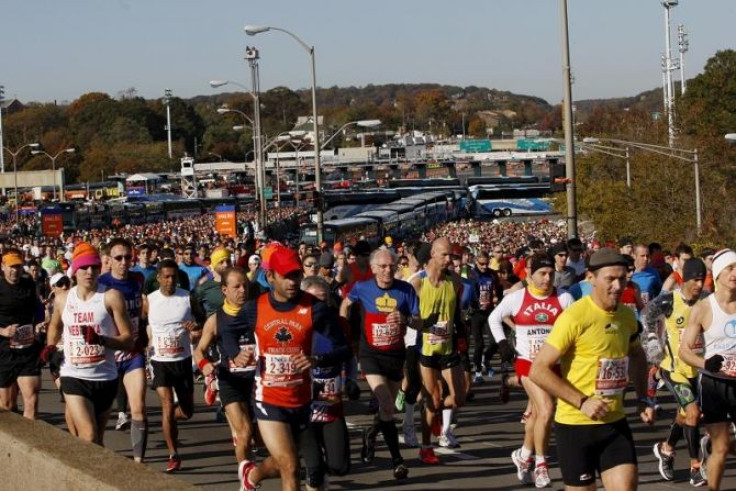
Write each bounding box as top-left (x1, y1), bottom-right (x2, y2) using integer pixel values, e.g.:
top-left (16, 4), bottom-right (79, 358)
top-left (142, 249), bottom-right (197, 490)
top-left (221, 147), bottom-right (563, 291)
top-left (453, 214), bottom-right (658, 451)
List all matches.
top-left (31, 147), bottom-right (75, 200)
top-left (164, 89), bottom-right (173, 159)
top-left (560, 0), bottom-right (578, 238)
top-left (3, 142), bottom-right (40, 220)
top-left (245, 24), bottom-right (324, 241)
top-left (321, 120), bottom-right (382, 150)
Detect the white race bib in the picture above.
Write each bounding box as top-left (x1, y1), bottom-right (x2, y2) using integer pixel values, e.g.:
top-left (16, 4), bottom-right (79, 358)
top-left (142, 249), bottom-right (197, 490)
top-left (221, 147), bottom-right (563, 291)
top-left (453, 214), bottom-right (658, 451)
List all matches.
top-left (9, 324), bottom-right (35, 349)
top-left (315, 375), bottom-right (343, 403)
top-left (371, 322), bottom-right (401, 347)
top-left (154, 331), bottom-right (186, 358)
top-left (595, 357), bottom-right (629, 396)
top-left (228, 344), bottom-right (256, 373)
top-left (428, 320), bottom-right (450, 345)
top-left (67, 337), bottom-right (105, 368)
top-left (720, 354), bottom-right (736, 378)
top-left (263, 353), bottom-right (302, 387)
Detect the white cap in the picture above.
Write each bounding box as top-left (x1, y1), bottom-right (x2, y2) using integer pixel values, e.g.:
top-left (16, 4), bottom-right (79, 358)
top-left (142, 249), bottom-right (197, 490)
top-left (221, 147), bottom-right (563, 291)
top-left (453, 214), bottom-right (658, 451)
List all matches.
top-left (49, 273), bottom-right (65, 287)
top-left (712, 249), bottom-right (736, 281)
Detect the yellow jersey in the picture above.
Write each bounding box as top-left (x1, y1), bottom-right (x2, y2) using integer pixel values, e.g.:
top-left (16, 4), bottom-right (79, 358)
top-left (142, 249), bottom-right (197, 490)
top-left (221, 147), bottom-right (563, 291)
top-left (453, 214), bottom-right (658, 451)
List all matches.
top-left (660, 293), bottom-right (701, 380)
top-left (418, 274), bottom-right (457, 357)
top-left (546, 295), bottom-right (639, 425)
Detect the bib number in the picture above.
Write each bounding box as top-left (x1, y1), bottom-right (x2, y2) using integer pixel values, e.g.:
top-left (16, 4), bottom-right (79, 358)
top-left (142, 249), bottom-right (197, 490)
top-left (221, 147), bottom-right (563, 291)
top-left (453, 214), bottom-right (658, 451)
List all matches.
top-left (527, 334), bottom-right (546, 360)
top-left (595, 357), bottom-right (629, 396)
top-left (229, 344), bottom-right (256, 373)
top-left (263, 353), bottom-right (302, 387)
top-left (721, 354), bottom-right (736, 378)
top-left (479, 290), bottom-right (491, 310)
top-left (371, 322), bottom-right (401, 348)
top-left (154, 332), bottom-right (185, 358)
top-left (428, 320), bottom-right (450, 345)
top-left (315, 376), bottom-right (343, 403)
top-left (67, 337), bottom-right (105, 368)
top-left (9, 324), bottom-right (35, 349)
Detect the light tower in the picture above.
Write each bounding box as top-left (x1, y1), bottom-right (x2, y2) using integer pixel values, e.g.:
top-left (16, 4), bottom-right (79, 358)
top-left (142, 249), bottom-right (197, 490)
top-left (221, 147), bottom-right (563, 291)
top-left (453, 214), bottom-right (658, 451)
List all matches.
top-left (662, 0), bottom-right (678, 147)
top-left (245, 45), bottom-right (266, 228)
top-left (164, 88), bottom-right (173, 158)
top-left (678, 23), bottom-right (689, 95)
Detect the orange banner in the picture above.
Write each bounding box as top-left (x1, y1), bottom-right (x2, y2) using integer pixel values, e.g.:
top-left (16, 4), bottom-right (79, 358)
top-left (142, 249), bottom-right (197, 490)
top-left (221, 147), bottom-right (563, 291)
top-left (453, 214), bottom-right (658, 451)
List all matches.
top-left (215, 205), bottom-right (237, 238)
top-left (42, 209), bottom-right (64, 237)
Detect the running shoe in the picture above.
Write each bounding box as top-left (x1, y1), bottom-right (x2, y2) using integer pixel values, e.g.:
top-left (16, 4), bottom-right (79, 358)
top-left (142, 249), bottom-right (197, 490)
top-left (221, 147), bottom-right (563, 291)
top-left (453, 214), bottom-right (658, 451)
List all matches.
top-left (499, 370), bottom-right (510, 404)
top-left (239, 461), bottom-right (259, 490)
top-left (438, 428), bottom-right (460, 448)
top-left (393, 459), bottom-right (409, 480)
top-left (204, 373), bottom-right (218, 406)
top-left (653, 443), bottom-right (675, 481)
top-left (689, 466), bottom-right (706, 487)
top-left (166, 454), bottom-right (182, 473)
top-left (700, 435), bottom-right (710, 480)
top-left (419, 446), bottom-right (440, 465)
top-left (473, 372), bottom-right (484, 385)
top-left (115, 412), bottom-right (130, 431)
top-left (395, 389), bottom-right (406, 412)
top-left (534, 462), bottom-right (551, 488)
top-left (361, 426), bottom-right (377, 463)
top-left (511, 448), bottom-right (534, 485)
top-left (403, 422), bottom-right (419, 448)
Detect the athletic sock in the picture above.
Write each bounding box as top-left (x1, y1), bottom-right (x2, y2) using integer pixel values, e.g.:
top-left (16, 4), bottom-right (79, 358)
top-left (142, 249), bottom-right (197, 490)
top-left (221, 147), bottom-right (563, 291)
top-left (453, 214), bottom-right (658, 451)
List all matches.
top-left (404, 403), bottom-right (415, 426)
top-left (442, 409), bottom-right (453, 433)
top-left (131, 419), bottom-right (148, 460)
top-left (535, 455), bottom-right (546, 466)
top-left (379, 419), bottom-right (402, 461)
top-left (666, 422), bottom-right (684, 450)
top-left (683, 424), bottom-right (701, 461)
top-left (520, 446), bottom-right (533, 461)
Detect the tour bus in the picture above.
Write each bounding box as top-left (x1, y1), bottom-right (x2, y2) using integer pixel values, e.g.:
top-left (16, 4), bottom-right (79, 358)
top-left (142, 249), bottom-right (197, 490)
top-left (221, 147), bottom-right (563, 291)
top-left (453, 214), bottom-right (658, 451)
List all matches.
top-left (468, 185), bottom-right (552, 218)
top-left (300, 216), bottom-right (381, 248)
top-left (353, 209), bottom-right (403, 241)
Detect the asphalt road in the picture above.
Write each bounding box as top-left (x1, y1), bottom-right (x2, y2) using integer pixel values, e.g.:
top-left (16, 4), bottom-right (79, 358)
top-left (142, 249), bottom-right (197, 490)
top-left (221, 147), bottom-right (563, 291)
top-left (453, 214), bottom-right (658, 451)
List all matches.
top-left (35, 370), bottom-right (736, 490)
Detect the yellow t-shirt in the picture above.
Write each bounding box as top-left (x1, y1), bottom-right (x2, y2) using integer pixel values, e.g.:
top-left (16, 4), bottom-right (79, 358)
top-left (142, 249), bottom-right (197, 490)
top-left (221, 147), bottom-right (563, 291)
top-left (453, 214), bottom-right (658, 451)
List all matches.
top-left (418, 275), bottom-right (456, 357)
top-left (546, 295), bottom-right (639, 425)
top-left (660, 293), bottom-right (700, 381)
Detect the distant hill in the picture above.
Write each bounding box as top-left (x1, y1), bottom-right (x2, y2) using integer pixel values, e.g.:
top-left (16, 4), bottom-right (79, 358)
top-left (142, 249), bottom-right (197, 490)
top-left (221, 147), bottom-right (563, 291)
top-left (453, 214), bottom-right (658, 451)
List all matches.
top-left (574, 85), bottom-right (673, 121)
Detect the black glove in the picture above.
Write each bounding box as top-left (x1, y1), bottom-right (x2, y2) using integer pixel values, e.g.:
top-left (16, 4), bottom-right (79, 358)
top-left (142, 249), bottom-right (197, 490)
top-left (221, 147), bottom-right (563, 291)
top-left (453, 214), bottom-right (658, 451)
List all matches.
top-left (705, 355), bottom-right (724, 374)
top-left (345, 378), bottom-right (361, 401)
top-left (498, 339), bottom-right (516, 363)
top-left (80, 325), bottom-right (102, 346)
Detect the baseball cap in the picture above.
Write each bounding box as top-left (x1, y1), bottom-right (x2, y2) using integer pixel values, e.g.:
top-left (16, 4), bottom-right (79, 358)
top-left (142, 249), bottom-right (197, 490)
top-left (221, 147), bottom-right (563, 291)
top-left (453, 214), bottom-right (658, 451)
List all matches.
top-left (1, 251), bottom-right (23, 267)
top-left (682, 258), bottom-right (707, 282)
top-left (319, 252), bottom-right (334, 269)
top-left (269, 247), bottom-right (302, 276)
top-left (588, 248), bottom-right (628, 272)
top-left (49, 272), bottom-right (65, 287)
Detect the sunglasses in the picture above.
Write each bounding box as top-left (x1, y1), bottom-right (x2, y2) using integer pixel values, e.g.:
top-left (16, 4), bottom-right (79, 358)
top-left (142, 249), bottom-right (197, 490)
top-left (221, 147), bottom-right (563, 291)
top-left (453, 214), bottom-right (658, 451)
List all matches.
top-left (304, 263), bottom-right (318, 268)
top-left (113, 255), bottom-right (132, 262)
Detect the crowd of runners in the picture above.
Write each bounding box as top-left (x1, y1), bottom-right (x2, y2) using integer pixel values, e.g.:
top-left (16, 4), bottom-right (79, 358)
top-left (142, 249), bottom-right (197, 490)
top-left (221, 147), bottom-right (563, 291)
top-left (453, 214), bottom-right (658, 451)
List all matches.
top-left (0, 210), bottom-right (734, 490)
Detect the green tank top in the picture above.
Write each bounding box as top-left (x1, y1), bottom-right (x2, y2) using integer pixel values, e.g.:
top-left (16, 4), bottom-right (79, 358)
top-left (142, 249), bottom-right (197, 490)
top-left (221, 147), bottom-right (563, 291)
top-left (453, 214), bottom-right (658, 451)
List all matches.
top-left (419, 275), bottom-right (456, 357)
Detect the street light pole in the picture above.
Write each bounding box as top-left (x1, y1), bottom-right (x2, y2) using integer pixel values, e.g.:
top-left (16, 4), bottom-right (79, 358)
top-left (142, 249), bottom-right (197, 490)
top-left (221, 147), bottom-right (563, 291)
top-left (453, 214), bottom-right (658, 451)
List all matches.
top-left (3, 142), bottom-right (40, 221)
top-left (245, 24), bottom-right (323, 242)
top-left (0, 85), bottom-right (5, 176)
top-left (164, 89), bottom-right (173, 159)
top-left (678, 24), bottom-right (689, 95)
top-left (31, 148), bottom-right (75, 201)
top-left (662, 1), bottom-right (678, 146)
top-left (245, 46), bottom-right (266, 228)
top-left (560, 0), bottom-right (578, 239)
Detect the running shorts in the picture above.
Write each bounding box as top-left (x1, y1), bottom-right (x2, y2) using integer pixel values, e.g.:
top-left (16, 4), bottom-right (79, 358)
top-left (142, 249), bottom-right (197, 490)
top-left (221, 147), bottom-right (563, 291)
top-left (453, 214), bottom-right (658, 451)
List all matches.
top-left (60, 376), bottom-right (118, 415)
top-left (419, 352), bottom-right (461, 370)
top-left (660, 369), bottom-right (698, 409)
top-left (151, 357), bottom-right (194, 395)
top-left (360, 352), bottom-right (405, 382)
top-left (700, 374), bottom-right (736, 425)
top-left (0, 345), bottom-right (41, 387)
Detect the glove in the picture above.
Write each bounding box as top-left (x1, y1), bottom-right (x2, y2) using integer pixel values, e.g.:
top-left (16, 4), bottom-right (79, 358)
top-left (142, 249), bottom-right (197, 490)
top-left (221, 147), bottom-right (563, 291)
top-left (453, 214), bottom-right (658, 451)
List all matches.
top-left (80, 325), bottom-right (102, 346)
top-left (705, 355), bottom-right (724, 374)
top-left (498, 340), bottom-right (516, 364)
top-left (133, 329), bottom-right (149, 353)
top-left (39, 345), bottom-right (57, 365)
top-left (345, 378), bottom-right (361, 401)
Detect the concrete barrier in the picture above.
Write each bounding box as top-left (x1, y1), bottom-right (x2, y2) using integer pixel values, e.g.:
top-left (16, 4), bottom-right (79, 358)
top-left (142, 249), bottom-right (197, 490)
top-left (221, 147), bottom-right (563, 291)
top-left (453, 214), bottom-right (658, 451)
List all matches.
top-left (0, 411), bottom-right (199, 490)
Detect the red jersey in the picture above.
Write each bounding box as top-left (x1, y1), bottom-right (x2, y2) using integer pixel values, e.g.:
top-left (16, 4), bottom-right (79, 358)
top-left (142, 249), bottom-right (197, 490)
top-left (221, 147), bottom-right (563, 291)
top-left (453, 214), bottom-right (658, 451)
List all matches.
top-left (513, 288), bottom-right (564, 361)
top-left (341, 263), bottom-right (374, 297)
top-left (621, 283), bottom-right (639, 314)
top-left (254, 294), bottom-right (314, 408)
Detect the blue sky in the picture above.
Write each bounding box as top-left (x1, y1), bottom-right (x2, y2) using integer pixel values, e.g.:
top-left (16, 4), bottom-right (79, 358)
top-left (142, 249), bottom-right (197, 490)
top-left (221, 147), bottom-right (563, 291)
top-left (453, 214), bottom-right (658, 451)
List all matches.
top-left (2, 0), bottom-right (734, 105)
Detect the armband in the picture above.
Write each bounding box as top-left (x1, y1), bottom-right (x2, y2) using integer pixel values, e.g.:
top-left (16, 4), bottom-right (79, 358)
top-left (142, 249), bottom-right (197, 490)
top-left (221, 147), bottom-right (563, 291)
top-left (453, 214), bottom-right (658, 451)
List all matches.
top-left (197, 358), bottom-right (210, 371)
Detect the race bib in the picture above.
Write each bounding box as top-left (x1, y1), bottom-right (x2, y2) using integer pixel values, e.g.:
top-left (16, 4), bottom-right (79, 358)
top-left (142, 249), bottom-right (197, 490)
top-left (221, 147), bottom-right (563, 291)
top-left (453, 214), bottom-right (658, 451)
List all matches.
top-left (371, 322), bottom-right (401, 348)
top-left (720, 354), bottom-right (736, 378)
top-left (9, 324), bottom-right (35, 349)
top-left (67, 337), bottom-right (105, 368)
top-left (479, 290), bottom-right (491, 310)
top-left (228, 344), bottom-right (256, 373)
top-left (595, 357), bottom-right (629, 396)
top-left (154, 331), bottom-right (186, 358)
top-left (263, 353), bottom-right (302, 387)
top-left (428, 320), bottom-right (450, 345)
top-left (315, 375), bottom-right (343, 403)
top-left (527, 333), bottom-right (547, 360)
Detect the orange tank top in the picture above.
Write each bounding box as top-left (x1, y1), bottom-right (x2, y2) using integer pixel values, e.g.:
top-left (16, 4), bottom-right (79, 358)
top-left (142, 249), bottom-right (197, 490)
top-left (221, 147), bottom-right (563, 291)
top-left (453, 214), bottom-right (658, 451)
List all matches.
top-left (254, 293), bottom-right (314, 408)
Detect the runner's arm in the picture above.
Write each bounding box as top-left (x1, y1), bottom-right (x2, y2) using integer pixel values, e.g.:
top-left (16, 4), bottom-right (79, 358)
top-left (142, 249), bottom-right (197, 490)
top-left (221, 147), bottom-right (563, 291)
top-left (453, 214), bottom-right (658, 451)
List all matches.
top-left (488, 292), bottom-right (518, 342)
top-left (193, 314), bottom-right (217, 376)
top-left (104, 289), bottom-right (134, 351)
top-left (529, 342), bottom-right (586, 409)
top-left (45, 291), bottom-right (67, 347)
top-left (678, 299), bottom-right (707, 370)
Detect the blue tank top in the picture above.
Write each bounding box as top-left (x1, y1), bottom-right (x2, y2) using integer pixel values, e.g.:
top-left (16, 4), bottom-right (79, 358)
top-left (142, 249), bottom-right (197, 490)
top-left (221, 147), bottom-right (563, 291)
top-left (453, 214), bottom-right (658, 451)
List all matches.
top-left (99, 272), bottom-right (144, 356)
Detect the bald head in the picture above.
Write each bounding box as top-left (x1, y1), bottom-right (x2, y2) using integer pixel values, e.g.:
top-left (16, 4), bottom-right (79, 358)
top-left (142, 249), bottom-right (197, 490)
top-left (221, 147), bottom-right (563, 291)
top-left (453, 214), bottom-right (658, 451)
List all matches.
top-left (430, 238), bottom-right (452, 271)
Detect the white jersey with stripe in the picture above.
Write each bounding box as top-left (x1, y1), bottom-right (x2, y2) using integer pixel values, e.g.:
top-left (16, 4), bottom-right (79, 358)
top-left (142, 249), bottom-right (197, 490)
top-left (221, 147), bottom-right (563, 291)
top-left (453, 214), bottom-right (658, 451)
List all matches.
top-left (148, 288), bottom-right (195, 362)
top-left (703, 294), bottom-right (736, 379)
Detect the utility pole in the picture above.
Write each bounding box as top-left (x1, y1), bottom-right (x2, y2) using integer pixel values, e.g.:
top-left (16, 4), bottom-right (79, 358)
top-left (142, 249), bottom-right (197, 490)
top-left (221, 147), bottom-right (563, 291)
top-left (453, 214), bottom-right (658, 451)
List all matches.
top-left (560, 0), bottom-right (578, 238)
top-left (164, 88), bottom-right (173, 159)
top-left (246, 46), bottom-right (266, 228)
top-left (678, 23), bottom-right (689, 95)
top-left (662, 0), bottom-right (678, 146)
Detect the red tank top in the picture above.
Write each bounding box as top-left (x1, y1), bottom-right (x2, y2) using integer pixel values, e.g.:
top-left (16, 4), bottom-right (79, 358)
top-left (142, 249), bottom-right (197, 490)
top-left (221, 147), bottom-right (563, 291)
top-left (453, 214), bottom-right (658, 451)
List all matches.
top-left (513, 289), bottom-right (563, 361)
top-left (621, 283), bottom-right (638, 313)
top-left (254, 294), bottom-right (314, 408)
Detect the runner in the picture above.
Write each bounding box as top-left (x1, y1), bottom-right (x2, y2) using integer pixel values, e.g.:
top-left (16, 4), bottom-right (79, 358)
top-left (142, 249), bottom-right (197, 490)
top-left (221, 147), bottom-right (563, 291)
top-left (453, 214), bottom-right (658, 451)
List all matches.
top-left (223, 246), bottom-right (350, 491)
top-left (644, 258), bottom-right (707, 486)
top-left (632, 244), bottom-right (663, 307)
top-left (144, 258), bottom-right (206, 472)
top-left (489, 253), bottom-right (574, 487)
top-left (529, 248), bottom-right (655, 490)
top-left (410, 238), bottom-right (467, 464)
top-left (193, 267), bottom-right (256, 484)
top-left (179, 243), bottom-right (209, 292)
top-left (468, 251), bottom-right (503, 385)
top-left (661, 243), bottom-right (695, 292)
top-left (43, 242), bottom-right (134, 445)
top-left (98, 238), bottom-right (148, 463)
top-left (0, 249), bottom-right (44, 419)
top-left (679, 249), bottom-right (736, 491)
top-left (340, 247), bottom-right (418, 480)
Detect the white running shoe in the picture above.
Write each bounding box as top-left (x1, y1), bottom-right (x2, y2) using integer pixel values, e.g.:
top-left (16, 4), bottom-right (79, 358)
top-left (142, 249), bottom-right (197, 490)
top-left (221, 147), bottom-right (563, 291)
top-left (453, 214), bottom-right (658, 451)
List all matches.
top-left (438, 428), bottom-right (460, 448)
top-left (534, 463), bottom-right (552, 488)
top-left (402, 422), bottom-right (419, 448)
top-left (700, 435), bottom-right (710, 480)
top-left (115, 412), bottom-right (130, 431)
top-left (511, 448), bottom-right (534, 485)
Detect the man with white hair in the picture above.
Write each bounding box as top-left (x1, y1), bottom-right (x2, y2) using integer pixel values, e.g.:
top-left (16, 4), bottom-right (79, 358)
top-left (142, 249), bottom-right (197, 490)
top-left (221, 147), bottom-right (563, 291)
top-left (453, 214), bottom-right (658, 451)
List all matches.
top-left (680, 249), bottom-right (736, 490)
